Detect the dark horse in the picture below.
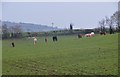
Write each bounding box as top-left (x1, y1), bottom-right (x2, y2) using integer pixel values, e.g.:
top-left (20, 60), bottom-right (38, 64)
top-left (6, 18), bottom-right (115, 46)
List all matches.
top-left (100, 31), bottom-right (106, 35)
top-left (11, 42), bottom-right (15, 47)
top-left (53, 36), bottom-right (58, 42)
top-left (78, 34), bottom-right (82, 38)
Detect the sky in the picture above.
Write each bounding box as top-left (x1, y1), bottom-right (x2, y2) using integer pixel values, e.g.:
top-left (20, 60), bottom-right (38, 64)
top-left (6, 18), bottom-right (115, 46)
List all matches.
top-left (1, 2), bottom-right (118, 29)
top-left (1, 0), bottom-right (119, 2)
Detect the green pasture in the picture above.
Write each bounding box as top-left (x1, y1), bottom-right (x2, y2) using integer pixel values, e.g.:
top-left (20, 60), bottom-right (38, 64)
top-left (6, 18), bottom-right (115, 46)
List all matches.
top-left (0, 40), bottom-right (2, 76)
top-left (2, 34), bottom-right (118, 75)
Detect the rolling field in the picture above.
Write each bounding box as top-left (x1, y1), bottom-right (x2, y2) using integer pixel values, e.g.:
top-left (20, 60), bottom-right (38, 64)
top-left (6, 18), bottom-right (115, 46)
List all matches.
top-left (2, 34), bottom-right (118, 75)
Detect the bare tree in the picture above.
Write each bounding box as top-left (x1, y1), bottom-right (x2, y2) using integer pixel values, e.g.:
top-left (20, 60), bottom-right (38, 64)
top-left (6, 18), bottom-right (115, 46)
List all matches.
top-left (109, 11), bottom-right (120, 32)
top-left (13, 25), bottom-right (22, 33)
top-left (99, 19), bottom-right (106, 32)
top-left (117, 11), bottom-right (120, 31)
top-left (105, 16), bottom-right (114, 34)
top-left (2, 24), bottom-right (9, 39)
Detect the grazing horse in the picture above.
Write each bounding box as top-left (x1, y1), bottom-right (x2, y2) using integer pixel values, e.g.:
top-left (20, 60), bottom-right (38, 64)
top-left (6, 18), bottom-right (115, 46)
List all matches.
top-left (33, 37), bottom-right (37, 45)
top-left (53, 36), bottom-right (57, 42)
top-left (85, 32), bottom-right (95, 37)
top-left (90, 32), bottom-right (95, 37)
top-left (11, 42), bottom-right (15, 47)
top-left (78, 34), bottom-right (82, 38)
top-left (85, 34), bottom-right (91, 37)
top-left (100, 31), bottom-right (106, 35)
top-left (45, 37), bottom-right (48, 43)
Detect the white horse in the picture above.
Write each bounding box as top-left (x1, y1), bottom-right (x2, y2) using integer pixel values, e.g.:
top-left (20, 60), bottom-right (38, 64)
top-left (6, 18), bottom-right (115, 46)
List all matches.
top-left (33, 37), bottom-right (37, 45)
top-left (90, 32), bottom-right (95, 37)
top-left (85, 32), bottom-right (95, 37)
top-left (85, 34), bottom-right (91, 37)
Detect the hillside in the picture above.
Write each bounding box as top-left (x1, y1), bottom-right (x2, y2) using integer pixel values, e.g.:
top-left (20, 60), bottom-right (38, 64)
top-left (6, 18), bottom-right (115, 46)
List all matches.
top-left (2, 21), bottom-right (60, 32)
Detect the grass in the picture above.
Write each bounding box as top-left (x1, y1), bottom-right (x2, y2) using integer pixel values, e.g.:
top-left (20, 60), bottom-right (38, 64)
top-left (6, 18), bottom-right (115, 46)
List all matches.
top-left (0, 40), bottom-right (2, 76)
top-left (2, 34), bottom-right (118, 75)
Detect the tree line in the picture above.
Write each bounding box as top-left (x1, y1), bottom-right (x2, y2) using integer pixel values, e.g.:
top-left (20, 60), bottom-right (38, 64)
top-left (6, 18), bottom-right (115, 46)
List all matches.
top-left (1, 24), bottom-right (23, 39)
top-left (98, 11), bottom-right (120, 34)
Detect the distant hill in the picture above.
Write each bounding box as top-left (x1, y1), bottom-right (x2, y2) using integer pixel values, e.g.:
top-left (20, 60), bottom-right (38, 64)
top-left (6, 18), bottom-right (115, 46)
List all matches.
top-left (2, 21), bottom-right (60, 32)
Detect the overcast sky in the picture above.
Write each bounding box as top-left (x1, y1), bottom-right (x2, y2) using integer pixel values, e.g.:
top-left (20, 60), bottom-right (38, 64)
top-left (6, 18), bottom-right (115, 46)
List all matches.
top-left (2, 2), bottom-right (118, 29)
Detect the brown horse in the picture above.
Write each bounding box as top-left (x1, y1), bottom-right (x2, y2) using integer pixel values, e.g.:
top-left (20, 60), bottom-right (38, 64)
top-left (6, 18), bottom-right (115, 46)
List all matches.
top-left (100, 31), bottom-right (106, 35)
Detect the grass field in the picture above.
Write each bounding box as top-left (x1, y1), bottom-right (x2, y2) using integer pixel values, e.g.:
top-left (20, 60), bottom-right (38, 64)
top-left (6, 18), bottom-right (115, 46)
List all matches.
top-left (2, 34), bottom-right (118, 75)
top-left (0, 40), bottom-right (2, 76)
